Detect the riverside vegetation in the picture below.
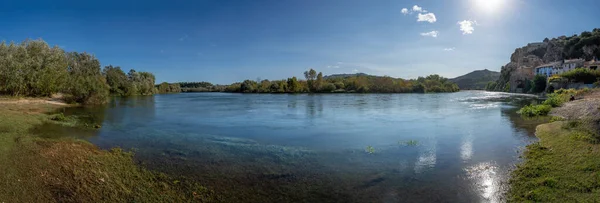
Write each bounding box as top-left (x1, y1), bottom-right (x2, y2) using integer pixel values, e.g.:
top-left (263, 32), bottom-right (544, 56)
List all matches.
top-left (0, 39), bottom-right (217, 201)
top-left (510, 88), bottom-right (600, 202)
top-left (0, 39), bottom-right (158, 105)
top-left (177, 69), bottom-right (459, 94)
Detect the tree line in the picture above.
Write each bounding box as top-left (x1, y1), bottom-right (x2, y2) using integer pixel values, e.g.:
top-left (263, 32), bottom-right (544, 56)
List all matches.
top-left (218, 69), bottom-right (459, 93)
top-left (0, 39), bottom-right (157, 104)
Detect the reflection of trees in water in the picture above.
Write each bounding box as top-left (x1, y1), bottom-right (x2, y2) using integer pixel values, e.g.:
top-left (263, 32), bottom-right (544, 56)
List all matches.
top-left (305, 95), bottom-right (323, 118)
top-left (105, 95), bottom-right (156, 124)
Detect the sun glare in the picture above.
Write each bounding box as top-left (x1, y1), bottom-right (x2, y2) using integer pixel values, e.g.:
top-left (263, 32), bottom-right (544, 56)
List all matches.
top-left (475, 0), bottom-right (505, 13)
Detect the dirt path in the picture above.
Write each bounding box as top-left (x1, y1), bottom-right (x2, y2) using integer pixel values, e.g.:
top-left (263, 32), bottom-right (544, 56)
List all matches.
top-left (550, 89), bottom-right (600, 120)
top-left (0, 97), bottom-right (69, 106)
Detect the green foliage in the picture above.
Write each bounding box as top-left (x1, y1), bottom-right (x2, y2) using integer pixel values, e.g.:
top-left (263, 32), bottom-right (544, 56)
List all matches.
top-left (127, 69), bottom-right (156, 95)
top-left (523, 79), bottom-right (533, 93)
top-left (509, 122), bottom-right (600, 202)
top-left (50, 113), bottom-right (67, 121)
top-left (549, 116), bottom-right (565, 122)
top-left (365, 146), bottom-right (375, 154)
top-left (504, 82), bottom-right (511, 92)
top-left (103, 65), bottom-right (133, 96)
top-left (64, 52), bottom-right (110, 105)
top-left (518, 104), bottom-right (552, 117)
top-left (224, 69), bottom-right (459, 94)
top-left (0, 39), bottom-right (158, 104)
top-left (0, 39), bottom-right (68, 97)
top-left (157, 82), bottom-right (182, 94)
top-left (485, 81), bottom-right (497, 91)
top-left (287, 77), bottom-right (301, 93)
top-left (532, 75), bottom-right (547, 93)
top-left (562, 29), bottom-right (600, 60)
top-left (559, 68), bottom-right (600, 84)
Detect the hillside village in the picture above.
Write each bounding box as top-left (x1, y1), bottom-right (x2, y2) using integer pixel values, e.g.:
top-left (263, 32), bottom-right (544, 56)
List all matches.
top-left (490, 29), bottom-right (600, 93)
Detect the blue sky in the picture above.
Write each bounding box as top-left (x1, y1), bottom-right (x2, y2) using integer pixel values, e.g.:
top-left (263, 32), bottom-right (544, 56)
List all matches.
top-left (1, 0), bottom-right (599, 84)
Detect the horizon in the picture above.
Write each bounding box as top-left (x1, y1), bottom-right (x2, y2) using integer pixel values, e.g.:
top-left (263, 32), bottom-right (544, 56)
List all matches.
top-left (1, 0), bottom-right (599, 84)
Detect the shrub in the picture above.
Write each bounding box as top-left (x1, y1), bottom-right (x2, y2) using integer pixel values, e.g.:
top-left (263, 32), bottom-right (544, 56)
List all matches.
top-left (533, 75), bottom-right (547, 93)
top-left (518, 104), bottom-right (552, 117)
top-left (50, 113), bottom-right (67, 121)
top-left (504, 83), bottom-right (511, 92)
top-left (559, 68), bottom-right (600, 84)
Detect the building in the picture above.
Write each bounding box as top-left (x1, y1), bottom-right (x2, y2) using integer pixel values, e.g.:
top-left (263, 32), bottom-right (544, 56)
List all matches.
top-left (585, 57), bottom-right (600, 70)
top-left (534, 62), bottom-right (560, 77)
top-left (557, 59), bottom-right (585, 75)
top-left (534, 59), bottom-right (585, 77)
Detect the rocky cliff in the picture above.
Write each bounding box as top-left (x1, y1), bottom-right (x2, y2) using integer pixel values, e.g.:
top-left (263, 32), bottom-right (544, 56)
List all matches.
top-left (493, 28), bottom-right (600, 92)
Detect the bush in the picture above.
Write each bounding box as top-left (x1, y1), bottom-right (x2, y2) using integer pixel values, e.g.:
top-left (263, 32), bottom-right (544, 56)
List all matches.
top-left (50, 113), bottom-right (67, 121)
top-left (559, 68), bottom-right (600, 84)
top-left (533, 75), bottom-right (547, 93)
top-left (504, 83), bottom-right (511, 92)
top-left (518, 104), bottom-right (552, 117)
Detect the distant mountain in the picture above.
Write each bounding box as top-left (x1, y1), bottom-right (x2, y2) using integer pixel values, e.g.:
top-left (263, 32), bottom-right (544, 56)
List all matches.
top-left (449, 69), bottom-right (500, 90)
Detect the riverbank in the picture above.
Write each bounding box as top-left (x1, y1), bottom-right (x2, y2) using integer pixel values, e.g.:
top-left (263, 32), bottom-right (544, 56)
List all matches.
top-left (508, 89), bottom-right (600, 202)
top-left (0, 100), bottom-right (217, 202)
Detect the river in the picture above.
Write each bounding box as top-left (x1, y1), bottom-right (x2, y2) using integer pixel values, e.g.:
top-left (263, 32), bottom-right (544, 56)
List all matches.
top-left (35, 91), bottom-right (544, 202)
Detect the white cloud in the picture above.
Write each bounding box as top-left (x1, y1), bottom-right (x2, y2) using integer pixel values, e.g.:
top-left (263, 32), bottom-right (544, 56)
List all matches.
top-left (458, 20), bottom-right (477, 35)
top-left (412, 5), bottom-right (423, 12)
top-left (420, 31), bottom-right (439, 38)
top-left (401, 8), bottom-right (409, 15)
top-left (327, 65), bottom-right (340, 69)
top-left (352, 69), bottom-right (359, 73)
top-left (417, 13), bottom-right (437, 23)
top-left (444, 47), bottom-right (456, 51)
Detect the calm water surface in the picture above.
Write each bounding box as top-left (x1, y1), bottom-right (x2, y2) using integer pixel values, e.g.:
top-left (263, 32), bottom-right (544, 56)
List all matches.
top-left (38, 91), bottom-right (543, 203)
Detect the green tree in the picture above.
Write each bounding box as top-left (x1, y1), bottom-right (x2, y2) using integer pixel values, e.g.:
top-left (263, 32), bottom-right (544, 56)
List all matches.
top-left (65, 52), bottom-right (110, 104)
top-left (485, 81), bottom-right (497, 91)
top-left (103, 65), bottom-right (131, 96)
top-left (287, 77), bottom-right (301, 93)
top-left (240, 80), bottom-right (257, 93)
top-left (315, 72), bottom-right (324, 92)
top-left (504, 82), bottom-right (511, 92)
top-left (532, 75), bottom-right (547, 93)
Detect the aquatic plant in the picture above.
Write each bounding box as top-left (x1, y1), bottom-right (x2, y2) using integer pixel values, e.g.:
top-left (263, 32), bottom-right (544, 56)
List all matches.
top-left (365, 146), bottom-right (375, 154)
top-left (50, 113), bottom-right (67, 121)
top-left (399, 140), bottom-right (419, 146)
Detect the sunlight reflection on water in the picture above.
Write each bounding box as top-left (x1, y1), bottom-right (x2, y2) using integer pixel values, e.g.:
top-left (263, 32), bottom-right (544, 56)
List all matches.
top-left (466, 162), bottom-right (502, 203)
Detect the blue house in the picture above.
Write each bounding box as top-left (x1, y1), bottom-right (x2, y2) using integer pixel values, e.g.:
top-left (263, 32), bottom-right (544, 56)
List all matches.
top-left (535, 62), bottom-right (560, 78)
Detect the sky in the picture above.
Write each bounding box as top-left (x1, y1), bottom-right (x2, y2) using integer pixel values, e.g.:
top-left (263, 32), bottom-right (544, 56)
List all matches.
top-left (1, 0), bottom-right (599, 84)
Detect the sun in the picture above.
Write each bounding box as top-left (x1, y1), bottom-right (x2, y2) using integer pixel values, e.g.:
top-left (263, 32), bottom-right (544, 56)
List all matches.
top-left (474, 0), bottom-right (505, 13)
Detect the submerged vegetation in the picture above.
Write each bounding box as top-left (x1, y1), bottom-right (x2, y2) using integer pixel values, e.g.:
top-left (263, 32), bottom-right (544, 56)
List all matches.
top-left (0, 101), bottom-right (216, 202)
top-left (0, 39), bottom-right (157, 104)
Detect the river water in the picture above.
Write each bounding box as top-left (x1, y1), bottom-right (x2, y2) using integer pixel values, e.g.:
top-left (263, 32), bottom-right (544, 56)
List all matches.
top-left (36, 91), bottom-right (544, 202)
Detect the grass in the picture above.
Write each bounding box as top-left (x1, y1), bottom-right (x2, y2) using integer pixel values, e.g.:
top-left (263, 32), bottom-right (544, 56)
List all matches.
top-left (518, 88), bottom-right (590, 117)
top-left (0, 101), bottom-right (217, 202)
top-left (508, 121), bottom-right (600, 202)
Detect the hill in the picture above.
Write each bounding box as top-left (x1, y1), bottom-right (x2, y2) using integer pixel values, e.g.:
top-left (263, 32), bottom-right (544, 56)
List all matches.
top-left (449, 69), bottom-right (500, 90)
